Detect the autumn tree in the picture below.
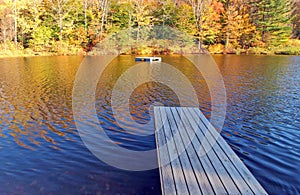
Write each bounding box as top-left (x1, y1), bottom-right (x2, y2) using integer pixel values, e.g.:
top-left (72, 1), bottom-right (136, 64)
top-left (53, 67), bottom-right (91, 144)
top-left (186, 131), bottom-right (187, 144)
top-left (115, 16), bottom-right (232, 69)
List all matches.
top-left (0, 0), bottom-right (299, 55)
top-left (131, 0), bottom-right (153, 41)
top-left (182, 0), bottom-right (213, 49)
top-left (47, 0), bottom-right (79, 42)
top-left (200, 0), bottom-right (223, 46)
top-left (107, 1), bottom-right (131, 33)
top-left (174, 3), bottom-right (197, 36)
top-left (13, 0), bottom-right (17, 50)
top-left (222, 0), bottom-right (256, 51)
top-left (82, 0), bottom-right (110, 49)
top-left (154, 0), bottom-right (176, 27)
top-left (0, 0), bottom-right (18, 50)
top-left (0, 1), bottom-right (13, 52)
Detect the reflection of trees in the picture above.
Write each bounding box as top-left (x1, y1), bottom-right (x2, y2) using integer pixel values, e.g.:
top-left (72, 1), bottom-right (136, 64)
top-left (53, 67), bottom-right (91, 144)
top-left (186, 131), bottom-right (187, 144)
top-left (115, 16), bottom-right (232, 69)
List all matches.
top-left (0, 57), bottom-right (80, 149)
top-left (92, 25), bottom-right (202, 55)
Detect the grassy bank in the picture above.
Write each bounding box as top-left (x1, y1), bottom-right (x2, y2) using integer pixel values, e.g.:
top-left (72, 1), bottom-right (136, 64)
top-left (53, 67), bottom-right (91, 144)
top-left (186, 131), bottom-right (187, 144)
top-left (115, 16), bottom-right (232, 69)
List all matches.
top-left (0, 41), bottom-right (86, 58)
top-left (1, 40), bottom-right (300, 57)
top-left (208, 39), bottom-right (300, 55)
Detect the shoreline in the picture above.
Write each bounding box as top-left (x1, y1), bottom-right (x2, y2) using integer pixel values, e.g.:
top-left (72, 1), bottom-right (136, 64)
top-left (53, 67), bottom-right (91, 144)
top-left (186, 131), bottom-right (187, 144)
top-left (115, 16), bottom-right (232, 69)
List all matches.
top-left (1, 52), bottom-right (299, 58)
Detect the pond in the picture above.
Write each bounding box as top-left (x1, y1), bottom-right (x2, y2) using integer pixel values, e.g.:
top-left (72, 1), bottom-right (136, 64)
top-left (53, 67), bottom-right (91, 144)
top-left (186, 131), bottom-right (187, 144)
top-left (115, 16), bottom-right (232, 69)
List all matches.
top-left (0, 55), bottom-right (299, 194)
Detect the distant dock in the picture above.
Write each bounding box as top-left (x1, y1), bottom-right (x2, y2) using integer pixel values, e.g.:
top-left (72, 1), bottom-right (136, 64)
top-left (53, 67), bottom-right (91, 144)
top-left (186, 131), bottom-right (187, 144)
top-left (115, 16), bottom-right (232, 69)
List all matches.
top-left (154, 106), bottom-right (267, 195)
top-left (135, 57), bottom-right (162, 62)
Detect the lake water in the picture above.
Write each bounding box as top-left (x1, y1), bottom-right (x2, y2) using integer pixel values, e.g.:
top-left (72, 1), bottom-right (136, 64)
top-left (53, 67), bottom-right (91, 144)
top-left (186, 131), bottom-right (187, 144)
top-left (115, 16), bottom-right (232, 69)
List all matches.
top-left (0, 55), bottom-right (299, 194)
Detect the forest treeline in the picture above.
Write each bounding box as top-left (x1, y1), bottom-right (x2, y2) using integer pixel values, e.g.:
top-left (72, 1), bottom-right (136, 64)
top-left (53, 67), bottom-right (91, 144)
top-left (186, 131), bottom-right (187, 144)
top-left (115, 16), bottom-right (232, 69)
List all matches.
top-left (0, 0), bottom-right (300, 56)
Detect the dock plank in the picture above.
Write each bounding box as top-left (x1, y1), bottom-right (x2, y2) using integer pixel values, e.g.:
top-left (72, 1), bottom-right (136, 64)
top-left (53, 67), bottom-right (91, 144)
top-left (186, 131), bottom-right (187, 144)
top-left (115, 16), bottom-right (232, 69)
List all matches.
top-left (181, 107), bottom-right (251, 194)
top-left (154, 106), bottom-right (267, 195)
top-left (165, 108), bottom-right (202, 195)
top-left (169, 107), bottom-right (215, 194)
top-left (154, 107), bottom-right (177, 195)
top-left (175, 107), bottom-right (236, 194)
top-left (188, 107), bottom-right (268, 194)
top-left (158, 107), bottom-right (189, 195)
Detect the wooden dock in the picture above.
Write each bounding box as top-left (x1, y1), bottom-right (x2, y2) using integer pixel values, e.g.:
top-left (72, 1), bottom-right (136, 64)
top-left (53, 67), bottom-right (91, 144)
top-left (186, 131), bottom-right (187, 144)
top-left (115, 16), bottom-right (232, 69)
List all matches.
top-left (154, 106), bottom-right (267, 195)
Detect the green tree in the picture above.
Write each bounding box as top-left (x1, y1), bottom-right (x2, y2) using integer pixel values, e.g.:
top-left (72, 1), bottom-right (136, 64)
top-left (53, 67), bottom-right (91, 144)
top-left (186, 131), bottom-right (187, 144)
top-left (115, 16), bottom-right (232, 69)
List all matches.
top-left (154, 0), bottom-right (176, 27)
top-left (47, 0), bottom-right (79, 42)
top-left (107, 2), bottom-right (131, 34)
top-left (250, 0), bottom-right (294, 46)
top-left (30, 26), bottom-right (52, 51)
top-left (292, 0), bottom-right (300, 38)
top-left (174, 3), bottom-right (197, 36)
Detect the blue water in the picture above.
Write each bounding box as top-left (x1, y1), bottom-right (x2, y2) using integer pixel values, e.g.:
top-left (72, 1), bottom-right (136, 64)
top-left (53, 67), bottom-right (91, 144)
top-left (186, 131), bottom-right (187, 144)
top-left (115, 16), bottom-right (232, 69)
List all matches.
top-left (213, 55), bottom-right (300, 194)
top-left (0, 55), bottom-right (299, 194)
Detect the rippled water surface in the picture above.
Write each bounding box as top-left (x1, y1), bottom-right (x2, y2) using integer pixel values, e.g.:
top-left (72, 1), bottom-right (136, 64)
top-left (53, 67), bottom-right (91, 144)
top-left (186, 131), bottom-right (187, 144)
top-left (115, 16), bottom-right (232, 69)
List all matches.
top-left (0, 55), bottom-right (299, 194)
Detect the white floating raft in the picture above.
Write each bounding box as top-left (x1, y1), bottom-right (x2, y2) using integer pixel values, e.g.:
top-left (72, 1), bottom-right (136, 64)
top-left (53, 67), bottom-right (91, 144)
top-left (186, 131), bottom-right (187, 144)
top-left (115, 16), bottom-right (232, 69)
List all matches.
top-left (135, 57), bottom-right (162, 62)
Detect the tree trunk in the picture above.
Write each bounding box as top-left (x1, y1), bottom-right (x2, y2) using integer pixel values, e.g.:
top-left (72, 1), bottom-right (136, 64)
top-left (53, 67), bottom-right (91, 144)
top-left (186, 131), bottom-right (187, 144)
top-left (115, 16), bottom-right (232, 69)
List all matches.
top-left (84, 0), bottom-right (87, 32)
top-left (225, 33), bottom-right (229, 51)
top-left (136, 25), bottom-right (140, 42)
top-left (3, 28), bottom-right (7, 52)
top-left (198, 37), bottom-right (201, 51)
top-left (128, 0), bottom-right (132, 52)
top-left (57, 0), bottom-right (64, 42)
top-left (59, 16), bottom-right (63, 41)
top-left (197, 20), bottom-right (202, 52)
top-left (99, 0), bottom-right (107, 39)
top-left (14, 0), bottom-right (18, 51)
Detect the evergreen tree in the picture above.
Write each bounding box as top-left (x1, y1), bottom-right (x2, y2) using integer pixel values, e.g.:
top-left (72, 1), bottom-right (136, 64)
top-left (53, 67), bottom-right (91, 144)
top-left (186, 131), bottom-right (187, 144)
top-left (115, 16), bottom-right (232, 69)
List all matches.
top-left (292, 0), bottom-right (300, 38)
top-left (250, 0), bottom-right (294, 46)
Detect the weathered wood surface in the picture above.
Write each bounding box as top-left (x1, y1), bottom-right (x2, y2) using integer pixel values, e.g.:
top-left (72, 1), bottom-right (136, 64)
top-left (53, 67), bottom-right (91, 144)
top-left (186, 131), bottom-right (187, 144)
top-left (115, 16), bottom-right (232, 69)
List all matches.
top-left (154, 106), bottom-right (267, 195)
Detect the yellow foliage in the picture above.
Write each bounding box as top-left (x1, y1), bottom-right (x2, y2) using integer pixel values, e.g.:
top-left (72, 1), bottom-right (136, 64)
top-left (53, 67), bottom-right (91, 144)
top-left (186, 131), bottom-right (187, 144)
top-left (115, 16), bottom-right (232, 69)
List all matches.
top-left (200, 1), bottom-right (222, 44)
top-left (208, 44), bottom-right (224, 54)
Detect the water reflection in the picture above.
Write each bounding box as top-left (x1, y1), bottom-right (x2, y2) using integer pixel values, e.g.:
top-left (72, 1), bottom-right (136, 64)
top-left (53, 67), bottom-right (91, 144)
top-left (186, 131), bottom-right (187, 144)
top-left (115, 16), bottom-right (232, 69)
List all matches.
top-left (93, 55), bottom-right (207, 157)
top-left (0, 55), bottom-right (299, 194)
top-left (0, 56), bottom-right (81, 149)
top-left (213, 55), bottom-right (300, 194)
